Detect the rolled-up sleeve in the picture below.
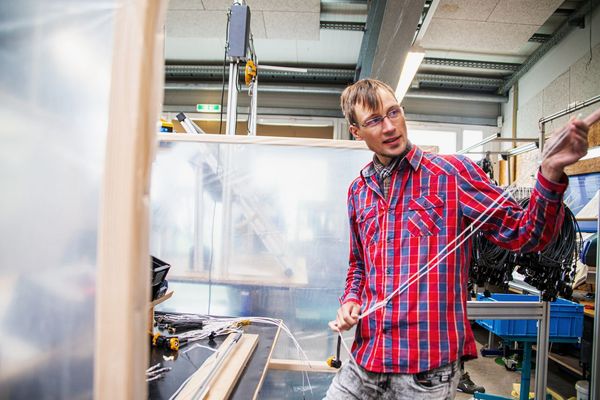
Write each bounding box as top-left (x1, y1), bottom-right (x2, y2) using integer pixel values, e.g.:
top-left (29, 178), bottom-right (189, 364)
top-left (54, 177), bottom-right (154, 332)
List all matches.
top-left (340, 187), bottom-right (365, 305)
top-left (457, 156), bottom-right (567, 253)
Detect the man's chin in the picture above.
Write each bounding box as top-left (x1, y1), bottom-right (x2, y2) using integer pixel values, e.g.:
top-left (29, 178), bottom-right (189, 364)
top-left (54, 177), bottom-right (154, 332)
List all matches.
top-left (383, 146), bottom-right (408, 159)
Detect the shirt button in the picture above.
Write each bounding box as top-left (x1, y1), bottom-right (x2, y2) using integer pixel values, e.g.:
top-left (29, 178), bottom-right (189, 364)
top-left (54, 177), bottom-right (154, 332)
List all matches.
top-left (386, 236), bottom-right (392, 243)
top-left (386, 267), bottom-right (393, 274)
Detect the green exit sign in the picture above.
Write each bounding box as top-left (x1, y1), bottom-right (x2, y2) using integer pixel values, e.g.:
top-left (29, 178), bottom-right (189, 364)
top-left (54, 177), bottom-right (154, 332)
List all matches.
top-left (196, 104), bottom-right (221, 113)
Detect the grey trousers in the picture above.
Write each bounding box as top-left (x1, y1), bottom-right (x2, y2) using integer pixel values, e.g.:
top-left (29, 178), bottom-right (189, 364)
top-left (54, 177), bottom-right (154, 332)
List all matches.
top-left (324, 360), bottom-right (460, 400)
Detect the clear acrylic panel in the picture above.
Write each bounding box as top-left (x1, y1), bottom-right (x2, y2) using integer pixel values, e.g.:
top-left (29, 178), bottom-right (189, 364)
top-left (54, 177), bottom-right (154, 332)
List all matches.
top-left (0, 1), bottom-right (117, 397)
top-left (151, 137), bottom-right (372, 394)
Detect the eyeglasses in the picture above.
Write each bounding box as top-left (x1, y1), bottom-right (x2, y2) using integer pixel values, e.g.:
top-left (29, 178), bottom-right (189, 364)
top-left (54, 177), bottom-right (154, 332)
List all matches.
top-left (355, 106), bottom-right (403, 129)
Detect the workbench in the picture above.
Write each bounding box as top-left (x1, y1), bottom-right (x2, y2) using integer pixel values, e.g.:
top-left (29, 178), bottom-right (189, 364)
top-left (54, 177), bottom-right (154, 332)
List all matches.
top-left (148, 320), bottom-right (281, 400)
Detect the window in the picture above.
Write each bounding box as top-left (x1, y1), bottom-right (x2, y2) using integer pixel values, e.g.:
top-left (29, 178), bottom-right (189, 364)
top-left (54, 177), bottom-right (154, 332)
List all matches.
top-left (408, 129), bottom-right (457, 154)
top-left (462, 129), bottom-right (484, 161)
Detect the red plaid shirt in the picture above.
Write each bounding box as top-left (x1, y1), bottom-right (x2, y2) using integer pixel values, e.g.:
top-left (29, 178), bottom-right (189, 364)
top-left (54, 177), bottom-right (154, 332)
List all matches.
top-left (341, 145), bottom-right (567, 373)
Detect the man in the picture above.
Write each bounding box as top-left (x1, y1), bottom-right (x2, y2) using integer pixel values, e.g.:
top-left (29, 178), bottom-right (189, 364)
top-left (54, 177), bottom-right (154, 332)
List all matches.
top-left (325, 79), bottom-right (589, 399)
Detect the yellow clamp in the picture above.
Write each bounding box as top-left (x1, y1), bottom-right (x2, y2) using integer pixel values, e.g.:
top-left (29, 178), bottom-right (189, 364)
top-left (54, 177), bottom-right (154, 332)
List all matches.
top-left (326, 356), bottom-right (342, 369)
top-left (168, 337), bottom-right (180, 351)
top-left (234, 319), bottom-right (252, 328)
top-left (245, 60), bottom-right (256, 86)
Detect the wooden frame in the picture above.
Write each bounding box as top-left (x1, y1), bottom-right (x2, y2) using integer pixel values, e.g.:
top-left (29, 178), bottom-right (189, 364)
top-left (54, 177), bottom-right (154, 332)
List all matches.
top-left (565, 122), bottom-right (600, 176)
top-left (95, 0), bottom-right (168, 398)
top-left (157, 132), bottom-right (438, 153)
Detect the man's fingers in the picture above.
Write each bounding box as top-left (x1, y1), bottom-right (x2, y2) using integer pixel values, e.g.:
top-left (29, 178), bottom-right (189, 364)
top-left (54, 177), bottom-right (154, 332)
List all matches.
top-left (328, 320), bottom-right (340, 332)
top-left (342, 313), bottom-right (357, 327)
top-left (336, 309), bottom-right (350, 331)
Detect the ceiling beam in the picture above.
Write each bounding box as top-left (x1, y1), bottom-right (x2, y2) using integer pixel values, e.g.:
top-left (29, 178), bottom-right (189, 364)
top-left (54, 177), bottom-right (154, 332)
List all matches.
top-left (355, 0), bottom-right (387, 81)
top-left (415, 73), bottom-right (504, 91)
top-left (165, 64), bottom-right (355, 84)
top-left (368, 0), bottom-right (426, 86)
top-left (422, 58), bottom-right (520, 72)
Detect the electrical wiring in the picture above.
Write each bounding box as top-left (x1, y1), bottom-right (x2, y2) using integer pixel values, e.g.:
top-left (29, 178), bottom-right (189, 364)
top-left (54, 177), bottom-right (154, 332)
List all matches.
top-left (158, 314), bottom-right (314, 399)
top-left (146, 363), bottom-right (172, 382)
top-left (513, 198), bottom-right (582, 301)
top-left (468, 230), bottom-right (513, 288)
top-left (468, 196), bottom-right (582, 301)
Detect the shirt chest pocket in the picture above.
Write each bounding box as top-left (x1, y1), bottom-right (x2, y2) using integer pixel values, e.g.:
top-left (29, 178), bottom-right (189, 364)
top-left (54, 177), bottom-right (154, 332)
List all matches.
top-left (407, 195), bottom-right (444, 237)
top-left (357, 205), bottom-right (380, 246)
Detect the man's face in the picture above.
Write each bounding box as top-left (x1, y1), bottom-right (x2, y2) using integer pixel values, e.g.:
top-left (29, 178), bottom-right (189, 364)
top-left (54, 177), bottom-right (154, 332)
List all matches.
top-left (349, 89), bottom-right (408, 165)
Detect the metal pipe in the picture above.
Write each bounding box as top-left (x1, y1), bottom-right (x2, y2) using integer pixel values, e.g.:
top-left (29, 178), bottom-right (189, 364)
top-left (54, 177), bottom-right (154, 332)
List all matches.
top-left (538, 94), bottom-right (600, 153)
top-left (248, 76), bottom-right (257, 135)
top-left (456, 133), bottom-right (500, 154)
top-left (226, 62), bottom-right (239, 135)
top-left (534, 301), bottom-right (550, 400)
top-left (192, 331), bottom-right (243, 400)
top-left (463, 151), bottom-right (507, 155)
top-left (466, 301), bottom-right (544, 319)
top-left (404, 89), bottom-right (507, 103)
top-left (539, 94), bottom-right (600, 125)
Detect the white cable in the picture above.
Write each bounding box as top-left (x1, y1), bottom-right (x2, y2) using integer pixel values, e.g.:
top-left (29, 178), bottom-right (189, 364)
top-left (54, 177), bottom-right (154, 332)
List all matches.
top-left (360, 185), bottom-right (516, 319)
top-left (165, 315), bottom-right (314, 398)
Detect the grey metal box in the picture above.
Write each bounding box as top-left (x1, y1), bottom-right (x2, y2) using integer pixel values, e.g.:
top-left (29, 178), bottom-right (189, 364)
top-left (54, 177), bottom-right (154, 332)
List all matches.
top-left (227, 4), bottom-right (251, 59)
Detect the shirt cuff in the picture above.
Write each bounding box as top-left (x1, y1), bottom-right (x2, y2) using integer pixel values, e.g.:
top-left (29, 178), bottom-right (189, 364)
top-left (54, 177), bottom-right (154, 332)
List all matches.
top-left (340, 293), bottom-right (361, 306)
top-left (535, 168), bottom-right (568, 202)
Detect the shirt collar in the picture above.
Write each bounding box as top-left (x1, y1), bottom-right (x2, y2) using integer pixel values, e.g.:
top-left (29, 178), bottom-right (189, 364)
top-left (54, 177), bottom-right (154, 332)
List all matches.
top-left (361, 143), bottom-right (422, 178)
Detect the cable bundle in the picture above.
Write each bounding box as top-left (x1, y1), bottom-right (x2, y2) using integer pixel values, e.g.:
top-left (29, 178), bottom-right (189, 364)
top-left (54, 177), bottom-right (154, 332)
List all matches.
top-left (513, 198), bottom-right (582, 301)
top-left (154, 312), bottom-right (207, 334)
top-left (469, 230), bottom-right (513, 289)
top-left (469, 199), bottom-right (582, 301)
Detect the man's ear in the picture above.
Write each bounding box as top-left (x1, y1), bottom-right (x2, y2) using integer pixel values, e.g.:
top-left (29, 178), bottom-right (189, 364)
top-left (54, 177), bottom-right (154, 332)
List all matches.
top-left (349, 125), bottom-right (362, 140)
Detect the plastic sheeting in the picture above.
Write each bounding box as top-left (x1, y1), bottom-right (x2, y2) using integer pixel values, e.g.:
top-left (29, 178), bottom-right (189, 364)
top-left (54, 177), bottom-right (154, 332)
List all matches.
top-left (151, 137), bottom-right (372, 396)
top-left (0, 1), bottom-right (118, 398)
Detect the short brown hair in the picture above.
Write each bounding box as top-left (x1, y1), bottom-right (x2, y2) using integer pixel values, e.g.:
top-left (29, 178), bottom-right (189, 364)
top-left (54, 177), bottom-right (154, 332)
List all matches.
top-left (340, 78), bottom-right (397, 126)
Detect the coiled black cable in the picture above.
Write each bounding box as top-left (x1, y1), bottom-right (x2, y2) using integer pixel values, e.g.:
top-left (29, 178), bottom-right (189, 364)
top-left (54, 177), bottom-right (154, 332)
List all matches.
top-left (469, 198), bottom-right (582, 301)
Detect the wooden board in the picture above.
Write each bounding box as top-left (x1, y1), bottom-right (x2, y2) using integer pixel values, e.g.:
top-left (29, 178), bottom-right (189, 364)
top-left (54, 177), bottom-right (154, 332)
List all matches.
top-left (157, 132), bottom-right (438, 154)
top-left (565, 120), bottom-right (600, 175)
top-left (268, 358), bottom-right (338, 373)
top-left (565, 156), bottom-right (600, 176)
top-left (532, 345), bottom-right (583, 376)
top-left (148, 291), bottom-right (174, 331)
top-left (252, 323), bottom-right (281, 400)
top-left (95, 1), bottom-right (169, 399)
top-left (176, 333), bottom-right (259, 400)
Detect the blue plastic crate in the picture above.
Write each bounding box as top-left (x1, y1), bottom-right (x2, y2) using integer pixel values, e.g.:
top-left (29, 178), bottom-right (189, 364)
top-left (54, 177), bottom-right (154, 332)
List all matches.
top-left (476, 293), bottom-right (583, 340)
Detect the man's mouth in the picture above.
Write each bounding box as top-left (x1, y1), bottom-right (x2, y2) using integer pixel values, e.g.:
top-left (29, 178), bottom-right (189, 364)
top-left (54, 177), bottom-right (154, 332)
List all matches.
top-left (383, 136), bottom-right (399, 144)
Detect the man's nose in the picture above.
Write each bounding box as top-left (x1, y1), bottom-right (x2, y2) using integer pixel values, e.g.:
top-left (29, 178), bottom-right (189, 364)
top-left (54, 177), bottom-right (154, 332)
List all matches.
top-left (381, 115), bottom-right (394, 132)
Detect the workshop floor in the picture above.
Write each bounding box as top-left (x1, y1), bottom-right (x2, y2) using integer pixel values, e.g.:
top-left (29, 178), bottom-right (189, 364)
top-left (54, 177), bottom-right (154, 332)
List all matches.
top-left (456, 324), bottom-right (580, 400)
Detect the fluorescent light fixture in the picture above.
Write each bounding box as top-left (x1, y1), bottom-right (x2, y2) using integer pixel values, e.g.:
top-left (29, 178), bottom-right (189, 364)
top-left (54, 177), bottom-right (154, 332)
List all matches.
top-left (257, 64), bottom-right (309, 73)
top-left (457, 132), bottom-right (500, 154)
top-left (507, 142), bottom-right (539, 157)
top-left (395, 47), bottom-right (425, 102)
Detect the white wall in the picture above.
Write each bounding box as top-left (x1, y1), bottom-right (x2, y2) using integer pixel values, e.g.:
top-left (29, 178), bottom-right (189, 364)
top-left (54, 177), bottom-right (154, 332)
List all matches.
top-left (501, 6), bottom-right (600, 185)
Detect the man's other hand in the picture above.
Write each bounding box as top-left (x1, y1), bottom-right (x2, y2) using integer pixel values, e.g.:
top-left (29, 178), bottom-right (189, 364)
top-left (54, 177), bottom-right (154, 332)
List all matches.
top-left (541, 117), bottom-right (589, 182)
top-left (328, 301), bottom-right (361, 332)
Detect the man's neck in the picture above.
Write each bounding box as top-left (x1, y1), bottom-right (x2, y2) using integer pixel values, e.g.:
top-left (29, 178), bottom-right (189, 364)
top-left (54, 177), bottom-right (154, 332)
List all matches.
top-left (373, 143), bottom-right (413, 167)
